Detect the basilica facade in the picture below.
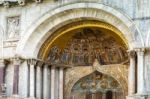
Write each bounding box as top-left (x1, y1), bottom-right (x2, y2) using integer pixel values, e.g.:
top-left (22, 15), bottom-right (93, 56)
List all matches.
top-left (0, 0), bottom-right (150, 99)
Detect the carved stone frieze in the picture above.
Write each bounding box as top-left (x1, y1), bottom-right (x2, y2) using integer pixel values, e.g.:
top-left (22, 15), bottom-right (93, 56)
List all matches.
top-left (0, 0), bottom-right (25, 7)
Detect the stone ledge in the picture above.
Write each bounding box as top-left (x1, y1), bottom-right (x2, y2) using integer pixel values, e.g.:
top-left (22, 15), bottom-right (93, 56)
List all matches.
top-left (126, 94), bottom-right (150, 99)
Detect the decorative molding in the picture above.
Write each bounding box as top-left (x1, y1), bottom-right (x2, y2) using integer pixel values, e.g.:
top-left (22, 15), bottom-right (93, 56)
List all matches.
top-left (135, 48), bottom-right (145, 56)
top-left (0, 0), bottom-right (25, 7)
top-left (10, 57), bottom-right (24, 65)
top-left (3, 39), bottom-right (19, 48)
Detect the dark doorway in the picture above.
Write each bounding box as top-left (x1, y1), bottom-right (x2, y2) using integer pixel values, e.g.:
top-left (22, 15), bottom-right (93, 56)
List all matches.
top-left (106, 91), bottom-right (112, 99)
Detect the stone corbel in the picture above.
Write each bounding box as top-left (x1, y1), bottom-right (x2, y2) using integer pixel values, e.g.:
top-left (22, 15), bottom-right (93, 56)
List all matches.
top-left (17, 0), bottom-right (25, 6)
top-left (35, 0), bottom-right (42, 3)
top-left (3, 1), bottom-right (9, 8)
top-left (127, 50), bottom-right (136, 58)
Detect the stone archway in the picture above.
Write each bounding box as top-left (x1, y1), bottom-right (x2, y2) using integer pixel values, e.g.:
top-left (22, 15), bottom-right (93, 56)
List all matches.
top-left (14, 2), bottom-right (143, 99)
top-left (16, 2), bottom-right (144, 58)
top-left (65, 63), bottom-right (128, 99)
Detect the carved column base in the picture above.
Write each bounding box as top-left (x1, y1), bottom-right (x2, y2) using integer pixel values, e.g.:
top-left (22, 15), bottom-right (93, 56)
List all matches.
top-left (126, 94), bottom-right (150, 99)
top-left (26, 97), bottom-right (35, 99)
top-left (6, 94), bottom-right (19, 99)
top-left (0, 96), bottom-right (7, 99)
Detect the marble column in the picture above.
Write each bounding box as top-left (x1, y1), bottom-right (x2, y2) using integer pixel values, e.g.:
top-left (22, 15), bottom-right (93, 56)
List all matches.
top-left (43, 65), bottom-right (49, 99)
top-left (51, 66), bottom-right (55, 99)
top-left (102, 93), bottom-right (106, 99)
top-left (112, 92), bottom-right (116, 99)
top-left (36, 62), bottom-right (43, 99)
top-left (128, 50), bottom-right (136, 95)
top-left (0, 59), bottom-right (5, 96)
top-left (59, 68), bottom-right (64, 99)
top-left (136, 48), bottom-right (145, 94)
top-left (28, 59), bottom-right (36, 99)
top-left (12, 58), bottom-right (21, 96)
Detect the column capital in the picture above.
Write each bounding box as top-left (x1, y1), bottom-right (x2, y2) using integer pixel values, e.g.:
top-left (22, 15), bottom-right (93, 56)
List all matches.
top-left (37, 61), bottom-right (44, 67)
top-left (135, 48), bottom-right (145, 56)
top-left (127, 50), bottom-right (136, 58)
top-left (10, 57), bottom-right (23, 65)
top-left (27, 59), bottom-right (37, 66)
top-left (0, 59), bottom-right (5, 68)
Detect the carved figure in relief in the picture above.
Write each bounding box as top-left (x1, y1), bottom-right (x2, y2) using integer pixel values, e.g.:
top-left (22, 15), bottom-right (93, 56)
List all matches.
top-left (7, 17), bottom-right (20, 39)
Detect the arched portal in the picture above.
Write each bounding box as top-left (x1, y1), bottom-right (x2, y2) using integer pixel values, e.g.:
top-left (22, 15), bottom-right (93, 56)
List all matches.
top-left (71, 71), bottom-right (125, 99)
top-left (15, 2), bottom-right (140, 99)
top-left (38, 20), bottom-right (129, 99)
top-left (16, 2), bottom-right (144, 58)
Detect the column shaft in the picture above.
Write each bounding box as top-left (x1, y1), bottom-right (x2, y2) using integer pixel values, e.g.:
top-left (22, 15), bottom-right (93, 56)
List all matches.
top-left (43, 65), bottom-right (49, 99)
top-left (136, 48), bottom-right (145, 94)
top-left (30, 65), bottom-right (35, 97)
top-left (0, 60), bottom-right (5, 96)
top-left (28, 59), bottom-right (36, 98)
top-left (102, 93), bottom-right (106, 99)
top-left (36, 65), bottom-right (42, 99)
top-left (12, 58), bottom-right (20, 95)
top-left (51, 66), bottom-right (55, 99)
top-left (128, 50), bottom-right (136, 95)
top-left (112, 92), bottom-right (115, 99)
top-left (59, 68), bottom-right (63, 99)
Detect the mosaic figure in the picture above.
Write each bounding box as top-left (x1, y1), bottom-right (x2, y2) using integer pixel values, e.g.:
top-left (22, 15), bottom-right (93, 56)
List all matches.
top-left (48, 28), bottom-right (128, 66)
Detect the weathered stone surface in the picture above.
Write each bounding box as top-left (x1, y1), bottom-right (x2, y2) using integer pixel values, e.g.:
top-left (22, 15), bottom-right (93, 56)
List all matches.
top-left (0, 0), bottom-right (150, 99)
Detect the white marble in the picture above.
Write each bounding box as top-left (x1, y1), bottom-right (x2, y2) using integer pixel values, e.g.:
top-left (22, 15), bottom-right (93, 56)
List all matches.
top-left (19, 61), bottom-right (28, 98)
top-left (43, 65), bottom-right (49, 99)
top-left (36, 65), bottom-right (42, 99)
top-left (0, 0), bottom-right (150, 99)
top-left (59, 68), bottom-right (64, 99)
top-left (51, 66), bottom-right (55, 99)
top-left (29, 63), bottom-right (35, 98)
top-left (136, 48), bottom-right (146, 94)
top-left (128, 50), bottom-right (136, 95)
